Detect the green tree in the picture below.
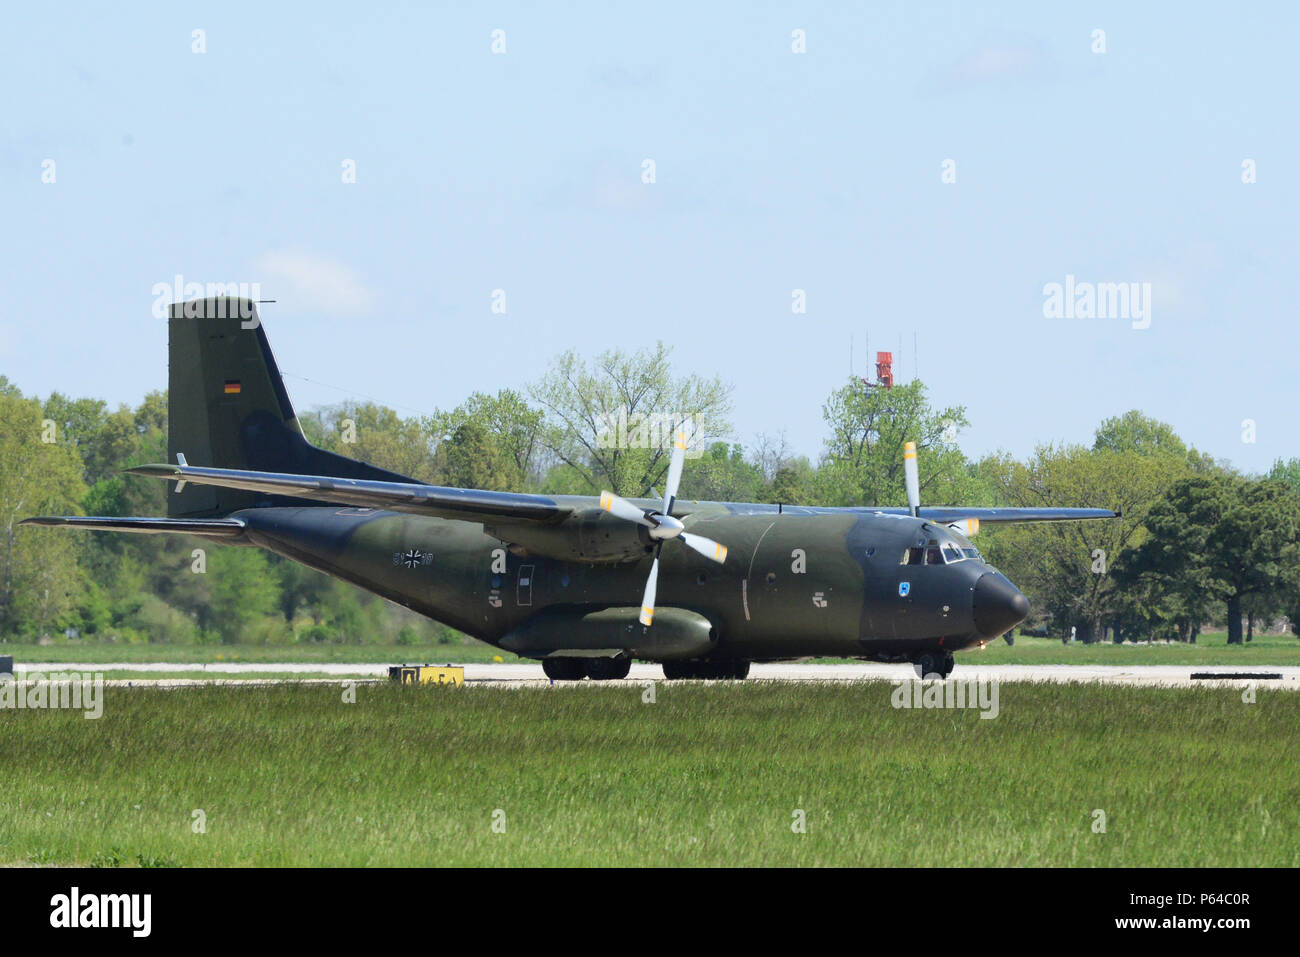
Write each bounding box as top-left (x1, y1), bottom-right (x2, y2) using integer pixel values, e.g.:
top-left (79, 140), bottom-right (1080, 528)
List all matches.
top-left (815, 379), bottom-right (982, 507)
top-left (675, 442), bottom-right (764, 503)
top-left (0, 394), bottom-right (87, 637)
top-left (204, 547), bottom-right (282, 642)
top-left (42, 393), bottom-right (139, 486)
top-left (1093, 410), bottom-right (1188, 458)
top-left (425, 389), bottom-right (545, 491)
top-left (529, 343), bottom-right (732, 497)
top-left (1120, 475), bottom-right (1300, 645)
top-left (301, 402), bottom-right (437, 482)
top-left (439, 421), bottom-right (521, 491)
top-left (978, 443), bottom-right (1191, 641)
top-left (1268, 458), bottom-right (1300, 495)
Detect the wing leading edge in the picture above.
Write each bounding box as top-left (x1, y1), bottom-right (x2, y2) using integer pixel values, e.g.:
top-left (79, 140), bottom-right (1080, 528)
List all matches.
top-left (122, 465), bottom-right (1116, 527)
top-left (125, 463), bottom-right (572, 526)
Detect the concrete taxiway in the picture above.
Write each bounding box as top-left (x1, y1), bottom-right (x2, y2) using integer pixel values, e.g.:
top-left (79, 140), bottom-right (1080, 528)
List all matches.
top-left (12, 661), bottom-right (1300, 689)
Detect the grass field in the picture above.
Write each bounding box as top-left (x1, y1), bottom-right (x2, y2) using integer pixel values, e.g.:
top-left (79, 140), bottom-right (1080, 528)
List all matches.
top-left (6, 629), bottom-right (1297, 668)
top-left (2, 681), bottom-right (1295, 866)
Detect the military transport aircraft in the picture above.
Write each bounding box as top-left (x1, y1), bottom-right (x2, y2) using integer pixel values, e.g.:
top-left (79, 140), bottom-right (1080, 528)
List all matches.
top-left (23, 299), bottom-right (1116, 680)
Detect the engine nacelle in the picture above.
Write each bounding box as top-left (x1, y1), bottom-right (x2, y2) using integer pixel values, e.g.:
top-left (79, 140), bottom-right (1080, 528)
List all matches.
top-left (500, 605), bottom-right (719, 661)
top-left (486, 507), bottom-right (653, 564)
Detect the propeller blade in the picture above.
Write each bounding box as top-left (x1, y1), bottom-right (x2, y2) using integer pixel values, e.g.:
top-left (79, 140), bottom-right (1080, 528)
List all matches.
top-left (639, 556), bottom-right (660, 626)
top-left (662, 429), bottom-right (687, 514)
top-left (600, 490), bottom-right (654, 527)
top-left (680, 532), bottom-right (728, 565)
top-left (903, 440), bottom-right (920, 518)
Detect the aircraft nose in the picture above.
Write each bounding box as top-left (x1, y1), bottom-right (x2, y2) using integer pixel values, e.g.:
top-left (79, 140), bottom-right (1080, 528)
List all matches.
top-left (973, 573), bottom-right (1030, 639)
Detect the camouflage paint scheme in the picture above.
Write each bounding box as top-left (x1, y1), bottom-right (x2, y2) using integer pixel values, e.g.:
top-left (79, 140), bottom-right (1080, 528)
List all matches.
top-left (23, 299), bottom-right (1114, 676)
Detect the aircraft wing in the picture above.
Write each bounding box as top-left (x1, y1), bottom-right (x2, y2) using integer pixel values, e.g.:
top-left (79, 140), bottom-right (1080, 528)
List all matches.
top-left (875, 506), bottom-right (1118, 524)
top-left (18, 515), bottom-right (248, 537)
top-left (125, 464), bottom-right (573, 526)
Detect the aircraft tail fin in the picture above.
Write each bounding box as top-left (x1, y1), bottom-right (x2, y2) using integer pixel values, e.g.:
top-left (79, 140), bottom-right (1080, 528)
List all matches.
top-left (167, 298), bottom-right (418, 518)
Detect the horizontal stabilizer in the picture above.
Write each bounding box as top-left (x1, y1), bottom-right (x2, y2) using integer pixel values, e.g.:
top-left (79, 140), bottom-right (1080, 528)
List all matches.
top-left (18, 516), bottom-right (247, 538)
top-left (126, 464), bottom-right (572, 527)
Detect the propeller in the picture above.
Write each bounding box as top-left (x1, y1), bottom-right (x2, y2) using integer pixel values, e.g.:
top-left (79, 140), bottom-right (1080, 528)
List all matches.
top-left (903, 440), bottom-right (920, 517)
top-left (902, 441), bottom-right (979, 537)
top-left (904, 442), bottom-right (977, 538)
top-left (599, 430), bottom-right (728, 626)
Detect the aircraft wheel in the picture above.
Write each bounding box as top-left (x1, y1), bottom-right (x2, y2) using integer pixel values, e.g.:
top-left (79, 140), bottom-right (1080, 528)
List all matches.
top-left (707, 660), bottom-right (749, 679)
top-left (662, 660), bottom-right (691, 680)
top-left (914, 652), bottom-right (944, 680)
top-left (940, 652), bottom-right (955, 678)
top-left (542, 658), bottom-right (585, 681)
top-left (585, 657), bottom-right (631, 680)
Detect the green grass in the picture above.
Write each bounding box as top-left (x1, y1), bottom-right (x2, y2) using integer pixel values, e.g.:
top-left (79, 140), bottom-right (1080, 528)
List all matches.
top-left (2, 681), bottom-right (1296, 866)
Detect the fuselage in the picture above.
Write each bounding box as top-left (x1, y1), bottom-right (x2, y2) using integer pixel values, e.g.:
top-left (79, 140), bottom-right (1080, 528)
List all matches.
top-left (235, 500), bottom-right (1028, 663)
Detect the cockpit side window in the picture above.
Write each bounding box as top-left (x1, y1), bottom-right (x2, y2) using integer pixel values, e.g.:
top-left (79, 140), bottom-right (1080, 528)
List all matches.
top-left (900, 546), bottom-right (924, 565)
top-left (942, 543), bottom-right (963, 563)
top-left (925, 545), bottom-right (943, 565)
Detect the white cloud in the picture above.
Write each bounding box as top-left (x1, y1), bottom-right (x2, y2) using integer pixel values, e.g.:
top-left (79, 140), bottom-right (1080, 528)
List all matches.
top-left (953, 46), bottom-right (1039, 82)
top-left (253, 248), bottom-right (373, 318)
top-left (923, 42), bottom-right (1052, 94)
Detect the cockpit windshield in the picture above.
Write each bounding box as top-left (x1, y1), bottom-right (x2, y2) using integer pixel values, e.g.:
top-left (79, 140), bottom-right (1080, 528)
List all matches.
top-left (945, 527), bottom-right (985, 563)
top-left (898, 527), bottom-right (985, 565)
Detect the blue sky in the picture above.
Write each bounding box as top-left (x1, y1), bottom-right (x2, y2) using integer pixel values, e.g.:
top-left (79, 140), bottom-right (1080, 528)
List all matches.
top-left (4, 2), bottom-right (1297, 474)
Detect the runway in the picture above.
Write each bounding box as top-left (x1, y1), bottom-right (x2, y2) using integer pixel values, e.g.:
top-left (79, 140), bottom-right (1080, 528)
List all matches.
top-left (12, 661), bottom-right (1300, 689)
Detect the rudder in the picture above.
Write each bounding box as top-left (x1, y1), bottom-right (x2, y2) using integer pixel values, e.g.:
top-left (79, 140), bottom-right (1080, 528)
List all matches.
top-left (167, 297), bottom-right (417, 517)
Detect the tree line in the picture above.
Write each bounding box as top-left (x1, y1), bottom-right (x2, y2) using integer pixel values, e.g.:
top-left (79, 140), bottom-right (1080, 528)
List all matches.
top-left (2, 350), bottom-right (1297, 647)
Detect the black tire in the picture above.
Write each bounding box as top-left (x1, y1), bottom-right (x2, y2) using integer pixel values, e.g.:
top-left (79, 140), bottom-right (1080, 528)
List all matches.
top-left (731, 660), bottom-right (751, 680)
top-left (542, 658), bottom-right (585, 681)
top-left (585, 657), bottom-right (631, 680)
top-left (662, 660), bottom-right (691, 680)
top-left (914, 652), bottom-right (941, 680)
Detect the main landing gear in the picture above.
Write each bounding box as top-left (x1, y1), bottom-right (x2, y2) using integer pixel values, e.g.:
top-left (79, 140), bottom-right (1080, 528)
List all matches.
top-left (541, 657), bottom-right (754, 681)
top-left (542, 657), bottom-right (632, 681)
top-left (913, 651), bottom-right (955, 680)
top-left (661, 659), bottom-right (750, 681)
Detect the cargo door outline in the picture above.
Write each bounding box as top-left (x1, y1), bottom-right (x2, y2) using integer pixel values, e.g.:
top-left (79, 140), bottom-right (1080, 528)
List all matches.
top-left (517, 564), bottom-right (535, 607)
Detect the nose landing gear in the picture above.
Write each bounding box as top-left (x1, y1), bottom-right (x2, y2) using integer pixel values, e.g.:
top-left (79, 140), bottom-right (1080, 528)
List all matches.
top-left (913, 651), bottom-right (955, 680)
